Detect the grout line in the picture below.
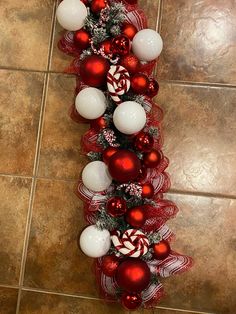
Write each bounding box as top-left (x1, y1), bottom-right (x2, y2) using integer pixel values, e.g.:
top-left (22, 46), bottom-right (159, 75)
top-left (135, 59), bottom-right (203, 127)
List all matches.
top-left (168, 188), bottom-right (236, 200)
top-left (15, 2), bottom-right (57, 313)
top-left (159, 78), bottom-right (236, 90)
top-left (155, 306), bottom-right (215, 314)
top-left (0, 66), bottom-right (75, 77)
top-left (0, 284), bottom-right (19, 290)
top-left (0, 172), bottom-right (236, 200)
top-left (19, 286), bottom-right (215, 314)
top-left (0, 173), bottom-right (32, 180)
top-left (21, 286), bottom-right (102, 301)
top-left (156, 0), bottom-right (163, 33)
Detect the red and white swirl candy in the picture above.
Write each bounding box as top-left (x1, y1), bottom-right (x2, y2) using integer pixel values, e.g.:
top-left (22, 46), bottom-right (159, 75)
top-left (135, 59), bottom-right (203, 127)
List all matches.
top-left (107, 65), bottom-right (130, 104)
top-left (111, 229), bottom-right (149, 258)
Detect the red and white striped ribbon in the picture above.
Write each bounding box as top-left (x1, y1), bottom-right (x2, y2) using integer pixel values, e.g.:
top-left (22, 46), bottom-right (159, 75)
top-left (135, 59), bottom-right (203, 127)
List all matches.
top-left (111, 229), bottom-right (149, 257)
top-left (148, 252), bottom-right (193, 278)
top-left (107, 65), bottom-right (130, 104)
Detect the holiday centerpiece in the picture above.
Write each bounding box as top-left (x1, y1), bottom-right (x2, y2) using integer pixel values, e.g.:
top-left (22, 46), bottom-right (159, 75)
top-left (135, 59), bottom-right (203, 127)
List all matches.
top-left (57, 0), bottom-right (193, 310)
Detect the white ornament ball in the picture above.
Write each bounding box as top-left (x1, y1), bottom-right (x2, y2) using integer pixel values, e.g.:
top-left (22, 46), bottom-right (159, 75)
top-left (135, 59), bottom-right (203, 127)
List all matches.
top-left (113, 101), bottom-right (146, 135)
top-left (56, 0), bottom-right (88, 31)
top-left (132, 29), bottom-right (163, 61)
top-left (75, 87), bottom-right (107, 119)
top-left (82, 161), bottom-right (112, 192)
top-left (79, 225), bottom-right (111, 258)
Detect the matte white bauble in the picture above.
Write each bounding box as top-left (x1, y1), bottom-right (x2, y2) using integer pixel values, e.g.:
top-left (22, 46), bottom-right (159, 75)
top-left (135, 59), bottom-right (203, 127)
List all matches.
top-left (75, 88), bottom-right (107, 119)
top-left (79, 225), bottom-right (111, 258)
top-left (113, 101), bottom-right (146, 135)
top-left (132, 29), bottom-right (163, 61)
top-left (56, 0), bottom-right (88, 31)
top-left (82, 161), bottom-right (112, 192)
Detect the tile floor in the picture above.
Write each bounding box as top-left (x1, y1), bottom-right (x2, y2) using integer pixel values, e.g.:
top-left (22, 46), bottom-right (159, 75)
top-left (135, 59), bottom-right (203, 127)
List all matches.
top-left (0, 0), bottom-right (235, 313)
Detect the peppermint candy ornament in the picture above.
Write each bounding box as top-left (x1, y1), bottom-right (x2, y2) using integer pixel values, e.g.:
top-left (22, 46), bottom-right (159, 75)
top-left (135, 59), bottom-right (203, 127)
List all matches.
top-left (111, 229), bottom-right (149, 258)
top-left (107, 65), bottom-right (131, 104)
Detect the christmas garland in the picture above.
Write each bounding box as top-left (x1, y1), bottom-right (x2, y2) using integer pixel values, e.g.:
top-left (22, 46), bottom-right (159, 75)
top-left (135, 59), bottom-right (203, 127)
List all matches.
top-left (57, 0), bottom-right (193, 310)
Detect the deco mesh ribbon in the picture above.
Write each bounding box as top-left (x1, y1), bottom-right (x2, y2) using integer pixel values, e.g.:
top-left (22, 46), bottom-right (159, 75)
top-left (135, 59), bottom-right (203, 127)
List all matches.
top-left (57, 0), bottom-right (193, 310)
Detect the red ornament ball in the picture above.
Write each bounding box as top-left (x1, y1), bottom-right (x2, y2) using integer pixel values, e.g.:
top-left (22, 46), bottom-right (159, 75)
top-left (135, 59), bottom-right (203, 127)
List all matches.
top-left (143, 149), bottom-right (161, 168)
top-left (131, 73), bottom-right (149, 94)
top-left (101, 254), bottom-right (120, 277)
top-left (112, 35), bottom-right (131, 56)
top-left (121, 292), bottom-right (142, 310)
top-left (141, 183), bottom-right (154, 199)
top-left (134, 132), bottom-right (154, 152)
top-left (146, 79), bottom-right (159, 98)
top-left (100, 39), bottom-right (112, 55)
top-left (106, 196), bottom-right (127, 217)
top-left (91, 0), bottom-right (109, 14)
top-left (116, 258), bottom-right (151, 293)
top-left (153, 240), bottom-right (171, 260)
top-left (74, 29), bottom-right (91, 50)
top-left (122, 23), bottom-right (138, 40)
top-left (125, 206), bottom-right (146, 228)
top-left (80, 55), bottom-right (110, 87)
top-left (120, 54), bottom-right (139, 74)
top-left (102, 147), bottom-right (119, 164)
top-left (90, 116), bottom-right (107, 131)
top-left (108, 150), bottom-right (141, 183)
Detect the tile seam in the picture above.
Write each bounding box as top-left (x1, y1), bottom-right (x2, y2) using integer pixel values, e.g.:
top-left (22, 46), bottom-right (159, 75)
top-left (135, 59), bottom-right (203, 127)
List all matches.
top-left (1, 66), bottom-right (236, 90)
top-left (20, 286), bottom-right (214, 314)
top-left (15, 1), bottom-right (57, 313)
top-left (1, 173), bottom-right (236, 200)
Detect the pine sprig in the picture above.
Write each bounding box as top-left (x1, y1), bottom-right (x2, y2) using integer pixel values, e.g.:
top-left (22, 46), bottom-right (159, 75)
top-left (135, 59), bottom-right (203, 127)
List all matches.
top-left (149, 126), bottom-right (159, 137)
top-left (87, 151), bottom-right (102, 161)
top-left (96, 209), bottom-right (118, 230)
top-left (147, 232), bottom-right (161, 244)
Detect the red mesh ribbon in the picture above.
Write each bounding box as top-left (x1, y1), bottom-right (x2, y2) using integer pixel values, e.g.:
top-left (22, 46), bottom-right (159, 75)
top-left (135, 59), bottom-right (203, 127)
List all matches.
top-left (148, 252), bottom-right (194, 278)
top-left (142, 199), bottom-right (179, 234)
top-left (58, 0), bottom-right (193, 308)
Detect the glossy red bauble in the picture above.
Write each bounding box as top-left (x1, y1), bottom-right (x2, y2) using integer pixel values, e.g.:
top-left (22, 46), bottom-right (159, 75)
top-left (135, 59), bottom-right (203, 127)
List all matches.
top-left (111, 35), bottom-right (131, 56)
top-left (143, 149), bottom-right (161, 168)
top-left (134, 132), bottom-right (154, 152)
top-left (141, 183), bottom-right (154, 199)
top-left (122, 23), bottom-right (138, 40)
top-left (80, 55), bottom-right (110, 87)
top-left (120, 54), bottom-right (139, 74)
top-left (116, 258), bottom-right (151, 293)
top-left (121, 292), bottom-right (142, 310)
top-left (108, 150), bottom-right (141, 183)
top-left (91, 0), bottom-right (109, 14)
top-left (101, 254), bottom-right (120, 277)
top-left (125, 206), bottom-right (146, 228)
top-left (153, 240), bottom-right (171, 260)
top-left (74, 29), bottom-right (91, 50)
top-left (146, 79), bottom-right (159, 98)
top-left (102, 147), bottom-right (120, 164)
top-left (100, 39), bottom-right (112, 55)
top-left (131, 73), bottom-right (149, 94)
top-left (106, 196), bottom-right (127, 217)
top-left (90, 116), bottom-right (107, 131)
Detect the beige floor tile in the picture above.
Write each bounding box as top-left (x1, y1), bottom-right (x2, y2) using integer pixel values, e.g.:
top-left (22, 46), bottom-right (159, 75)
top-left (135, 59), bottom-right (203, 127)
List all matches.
top-left (0, 0), bottom-right (55, 71)
top-left (157, 82), bottom-right (236, 196)
top-left (38, 74), bottom-right (88, 180)
top-left (0, 70), bottom-right (44, 176)
top-left (0, 176), bottom-right (32, 285)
